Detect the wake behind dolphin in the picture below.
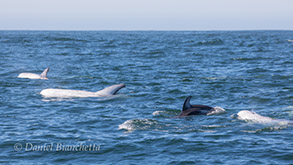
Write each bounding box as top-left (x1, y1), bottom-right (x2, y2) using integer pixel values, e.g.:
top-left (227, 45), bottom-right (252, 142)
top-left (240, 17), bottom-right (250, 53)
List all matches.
top-left (40, 84), bottom-right (125, 98)
top-left (18, 67), bottom-right (49, 80)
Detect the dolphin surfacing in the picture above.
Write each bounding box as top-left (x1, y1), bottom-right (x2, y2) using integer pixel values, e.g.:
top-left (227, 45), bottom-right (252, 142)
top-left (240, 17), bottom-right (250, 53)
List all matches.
top-left (18, 67), bottom-right (49, 80)
top-left (40, 84), bottom-right (125, 98)
top-left (237, 110), bottom-right (292, 125)
top-left (179, 96), bottom-right (216, 117)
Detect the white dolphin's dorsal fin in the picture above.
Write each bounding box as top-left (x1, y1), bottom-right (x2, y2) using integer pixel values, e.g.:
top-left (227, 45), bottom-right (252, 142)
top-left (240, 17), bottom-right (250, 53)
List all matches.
top-left (40, 67), bottom-right (49, 79)
top-left (182, 96), bottom-right (192, 111)
top-left (95, 84), bottom-right (126, 95)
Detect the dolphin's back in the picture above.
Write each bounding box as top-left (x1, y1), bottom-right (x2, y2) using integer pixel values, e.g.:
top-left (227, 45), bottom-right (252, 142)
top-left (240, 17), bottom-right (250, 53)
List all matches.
top-left (191, 105), bottom-right (214, 110)
top-left (18, 73), bottom-right (41, 79)
top-left (18, 67), bottom-right (49, 80)
top-left (40, 84), bottom-right (125, 98)
top-left (179, 108), bottom-right (212, 116)
top-left (237, 110), bottom-right (293, 126)
top-left (179, 96), bottom-right (215, 117)
top-left (40, 89), bottom-right (97, 98)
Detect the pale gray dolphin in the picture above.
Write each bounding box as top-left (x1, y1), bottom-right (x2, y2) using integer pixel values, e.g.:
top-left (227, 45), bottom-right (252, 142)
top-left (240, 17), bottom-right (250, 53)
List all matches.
top-left (18, 67), bottom-right (49, 80)
top-left (40, 84), bottom-right (125, 98)
top-left (237, 110), bottom-right (292, 125)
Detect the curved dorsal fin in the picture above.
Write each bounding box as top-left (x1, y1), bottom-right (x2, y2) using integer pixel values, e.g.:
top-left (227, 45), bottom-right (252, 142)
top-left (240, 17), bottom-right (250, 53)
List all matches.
top-left (95, 84), bottom-right (126, 95)
top-left (182, 96), bottom-right (192, 111)
top-left (40, 67), bottom-right (49, 79)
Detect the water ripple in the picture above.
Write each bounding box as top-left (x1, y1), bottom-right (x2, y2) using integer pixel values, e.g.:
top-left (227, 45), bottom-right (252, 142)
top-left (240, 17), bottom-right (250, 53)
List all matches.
top-left (0, 31), bottom-right (292, 164)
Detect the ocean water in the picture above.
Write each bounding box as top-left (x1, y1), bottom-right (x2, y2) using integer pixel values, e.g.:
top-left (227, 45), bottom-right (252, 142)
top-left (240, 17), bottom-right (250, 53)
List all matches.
top-left (0, 31), bottom-right (292, 164)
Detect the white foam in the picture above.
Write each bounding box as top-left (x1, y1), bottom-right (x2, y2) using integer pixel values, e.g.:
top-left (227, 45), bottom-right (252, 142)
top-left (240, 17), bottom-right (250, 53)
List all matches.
top-left (152, 111), bottom-right (165, 116)
top-left (207, 106), bottom-right (226, 115)
top-left (285, 106), bottom-right (293, 110)
top-left (118, 119), bottom-right (159, 132)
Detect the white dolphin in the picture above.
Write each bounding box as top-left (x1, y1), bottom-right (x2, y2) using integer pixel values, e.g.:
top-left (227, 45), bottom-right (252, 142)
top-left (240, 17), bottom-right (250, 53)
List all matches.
top-left (18, 68), bottom-right (49, 80)
top-left (237, 110), bottom-right (292, 125)
top-left (40, 84), bottom-right (125, 98)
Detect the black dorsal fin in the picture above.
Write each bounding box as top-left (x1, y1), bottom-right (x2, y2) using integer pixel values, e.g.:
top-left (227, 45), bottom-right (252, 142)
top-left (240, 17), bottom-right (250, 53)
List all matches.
top-left (182, 96), bottom-right (192, 111)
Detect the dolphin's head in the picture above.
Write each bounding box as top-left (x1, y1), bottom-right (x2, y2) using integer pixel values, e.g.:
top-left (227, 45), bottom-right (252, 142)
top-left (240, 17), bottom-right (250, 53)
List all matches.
top-left (96, 84), bottom-right (126, 95)
top-left (237, 110), bottom-right (259, 121)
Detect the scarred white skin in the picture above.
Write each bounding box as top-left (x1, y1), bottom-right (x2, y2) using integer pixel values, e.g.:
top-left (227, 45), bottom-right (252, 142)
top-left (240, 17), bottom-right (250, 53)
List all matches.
top-left (18, 68), bottom-right (49, 80)
top-left (40, 84), bottom-right (125, 98)
top-left (237, 110), bottom-right (291, 125)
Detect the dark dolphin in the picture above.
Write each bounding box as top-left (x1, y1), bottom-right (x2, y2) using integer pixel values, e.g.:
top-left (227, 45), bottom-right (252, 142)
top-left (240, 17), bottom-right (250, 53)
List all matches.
top-left (178, 96), bottom-right (215, 116)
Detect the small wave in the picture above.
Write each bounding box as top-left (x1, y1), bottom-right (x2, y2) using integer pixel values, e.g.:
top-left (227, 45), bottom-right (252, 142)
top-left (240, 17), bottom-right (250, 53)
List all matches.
top-left (195, 39), bottom-right (224, 46)
top-left (54, 37), bottom-right (75, 41)
top-left (203, 76), bottom-right (227, 80)
top-left (200, 125), bottom-right (225, 132)
top-left (242, 125), bottom-right (291, 133)
top-left (246, 68), bottom-right (270, 73)
top-left (232, 57), bottom-right (271, 61)
top-left (167, 89), bottom-right (183, 94)
top-left (201, 125), bottom-right (224, 128)
top-left (198, 129), bottom-right (217, 133)
top-left (152, 111), bottom-right (165, 116)
top-left (282, 106), bottom-right (293, 117)
top-left (118, 119), bottom-right (159, 132)
top-left (284, 106), bottom-right (293, 110)
top-left (152, 109), bottom-right (180, 117)
top-left (46, 37), bottom-right (88, 42)
top-left (42, 98), bottom-right (74, 102)
top-left (207, 107), bottom-right (226, 115)
top-left (96, 94), bottom-right (128, 101)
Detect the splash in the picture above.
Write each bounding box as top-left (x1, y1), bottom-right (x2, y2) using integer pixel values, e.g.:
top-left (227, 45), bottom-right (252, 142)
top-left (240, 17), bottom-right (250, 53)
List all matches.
top-left (118, 119), bottom-right (159, 132)
top-left (207, 106), bottom-right (226, 115)
top-left (152, 111), bottom-right (165, 116)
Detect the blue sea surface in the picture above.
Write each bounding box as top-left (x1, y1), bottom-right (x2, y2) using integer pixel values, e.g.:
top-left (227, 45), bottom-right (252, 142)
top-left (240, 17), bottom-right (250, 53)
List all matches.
top-left (0, 31), bottom-right (292, 164)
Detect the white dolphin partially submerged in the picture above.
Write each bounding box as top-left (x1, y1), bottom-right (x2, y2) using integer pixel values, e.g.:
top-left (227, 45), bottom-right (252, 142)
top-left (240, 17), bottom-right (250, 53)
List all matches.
top-left (40, 84), bottom-right (125, 98)
top-left (237, 110), bottom-right (292, 125)
top-left (18, 68), bottom-right (49, 80)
